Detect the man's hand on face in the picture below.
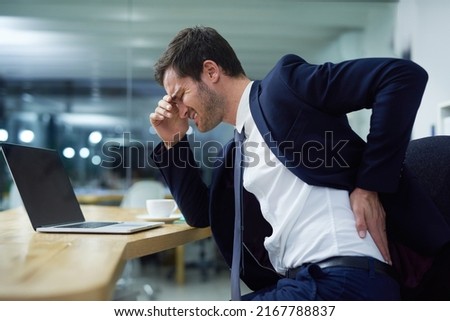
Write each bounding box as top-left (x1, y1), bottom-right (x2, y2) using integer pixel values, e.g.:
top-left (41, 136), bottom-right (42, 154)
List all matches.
top-left (150, 95), bottom-right (189, 149)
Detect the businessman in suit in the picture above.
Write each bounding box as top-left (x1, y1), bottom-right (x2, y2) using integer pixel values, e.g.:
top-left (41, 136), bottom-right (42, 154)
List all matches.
top-left (149, 26), bottom-right (450, 300)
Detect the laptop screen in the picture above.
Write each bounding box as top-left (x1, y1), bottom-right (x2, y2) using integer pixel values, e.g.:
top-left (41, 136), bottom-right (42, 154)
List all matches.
top-left (1, 143), bottom-right (85, 229)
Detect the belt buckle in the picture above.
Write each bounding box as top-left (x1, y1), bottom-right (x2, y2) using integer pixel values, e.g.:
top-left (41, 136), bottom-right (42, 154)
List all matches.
top-left (286, 265), bottom-right (303, 279)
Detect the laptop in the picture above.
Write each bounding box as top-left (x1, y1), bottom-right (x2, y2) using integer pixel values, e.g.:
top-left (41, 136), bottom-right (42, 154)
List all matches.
top-left (1, 143), bottom-right (163, 234)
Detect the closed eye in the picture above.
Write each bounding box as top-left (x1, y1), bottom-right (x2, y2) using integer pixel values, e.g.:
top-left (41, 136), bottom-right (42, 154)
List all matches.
top-left (171, 93), bottom-right (183, 105)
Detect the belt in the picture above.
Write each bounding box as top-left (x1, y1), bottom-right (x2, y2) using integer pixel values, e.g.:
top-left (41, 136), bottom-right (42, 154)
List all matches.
top-left (285, 256), bottom-right (397, 280)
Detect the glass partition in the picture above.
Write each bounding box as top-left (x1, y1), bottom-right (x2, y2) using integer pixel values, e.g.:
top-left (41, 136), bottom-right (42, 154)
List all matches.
top-left (0, 0), bottom-right (399, 209)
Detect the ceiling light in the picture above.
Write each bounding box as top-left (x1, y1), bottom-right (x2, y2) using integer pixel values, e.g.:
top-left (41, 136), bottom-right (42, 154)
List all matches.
top-left (79, 147), bottom-right (90, 159)
top-left (91, 155), bottom-right (101, 165)
top-left (89, 131), bottom-right (103, 144)
top-left (63, 147), bottom-right (76, 159)
top-left (0, 129), bottom-right (8, 141)
top-left (18, 129), bottom-right (34, 143)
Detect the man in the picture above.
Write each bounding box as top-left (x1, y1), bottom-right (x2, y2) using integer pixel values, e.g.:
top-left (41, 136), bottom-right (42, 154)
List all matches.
top-left (149, 26), bottom-right (450, 300)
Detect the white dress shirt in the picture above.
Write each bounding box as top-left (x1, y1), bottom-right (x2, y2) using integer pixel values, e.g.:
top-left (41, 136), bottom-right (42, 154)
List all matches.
top-left (235, 81), bottom-right (383, 274)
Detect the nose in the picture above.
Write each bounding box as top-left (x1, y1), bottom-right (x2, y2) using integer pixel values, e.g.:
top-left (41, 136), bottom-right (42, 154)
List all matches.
top-left (176, 102), bottom-right (189, 119)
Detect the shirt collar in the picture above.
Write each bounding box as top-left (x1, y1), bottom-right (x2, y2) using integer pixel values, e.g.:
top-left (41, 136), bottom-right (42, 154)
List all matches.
top-left (235, 81), bottom-right (253, 134)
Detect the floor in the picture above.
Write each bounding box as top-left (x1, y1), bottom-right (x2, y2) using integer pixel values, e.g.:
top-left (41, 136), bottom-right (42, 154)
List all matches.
top-left (113, 239), bottom-right (250, 301)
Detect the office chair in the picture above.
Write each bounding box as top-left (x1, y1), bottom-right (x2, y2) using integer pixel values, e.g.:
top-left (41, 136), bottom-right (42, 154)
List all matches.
top-left (403, 135), bottom-right (450, 300)
top-left (118, 180), bottom-right (219, 288)
top-left (405, 135), bottom-right (450, 224)
top-left (115, 180), bottom-right (166, 300)
top-left (120, 180), bottom-right (166, 209)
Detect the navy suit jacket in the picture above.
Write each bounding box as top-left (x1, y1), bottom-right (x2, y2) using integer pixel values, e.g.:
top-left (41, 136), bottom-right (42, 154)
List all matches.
top-left (152, 55), bottom-right (450, 294)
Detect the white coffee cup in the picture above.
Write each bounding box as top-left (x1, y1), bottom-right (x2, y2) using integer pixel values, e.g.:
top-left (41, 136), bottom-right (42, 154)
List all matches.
top-left (145, 199), bottom-right (177, 218)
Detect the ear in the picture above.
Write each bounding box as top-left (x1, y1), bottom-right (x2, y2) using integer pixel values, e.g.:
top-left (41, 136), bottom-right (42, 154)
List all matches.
top-left (201, 60), bottom-right (220, 84)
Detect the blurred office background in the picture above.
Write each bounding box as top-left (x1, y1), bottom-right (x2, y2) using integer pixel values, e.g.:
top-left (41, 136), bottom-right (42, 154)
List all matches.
top-left (1, 0), bottom-right (450, 300)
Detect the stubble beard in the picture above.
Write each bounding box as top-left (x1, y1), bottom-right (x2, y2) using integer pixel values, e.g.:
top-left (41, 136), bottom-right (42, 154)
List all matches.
top-left (196, 81), bottom-right (225, 132)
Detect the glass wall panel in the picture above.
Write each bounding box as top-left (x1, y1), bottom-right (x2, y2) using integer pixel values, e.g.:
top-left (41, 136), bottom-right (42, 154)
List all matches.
top-left (0, 0), bottom-right (398, 209)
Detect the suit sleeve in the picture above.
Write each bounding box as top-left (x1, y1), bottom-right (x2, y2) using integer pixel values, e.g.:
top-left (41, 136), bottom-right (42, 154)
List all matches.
top-left (280, 55), bottom-right (428, 193)
top-left (151, 136), bottom-right (210, 227)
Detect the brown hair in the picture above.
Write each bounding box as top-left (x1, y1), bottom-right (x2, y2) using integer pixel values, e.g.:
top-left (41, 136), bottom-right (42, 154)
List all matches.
top-left (154, 26), bottom-right (245, 85)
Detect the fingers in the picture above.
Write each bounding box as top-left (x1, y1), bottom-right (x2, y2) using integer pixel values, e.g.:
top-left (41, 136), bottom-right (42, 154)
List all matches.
top-left (354, 207), bottom-right (367, 238)
top-left (150, 95), bottom-right (176, 124)
top-left (355, 205), bottom-right (391, 264)
top-left (369, 206), bottom-right (392, 265)
top-left (149, 112), bottom-right (163, 124)
top-left (156, 96), bottom-right (175, 117)
top-left (149, 95), bottom-right (189, 149)
top-left (350, 188), bottom-right (392, 264)
top-left (350, 188), bottom-right (368, 238)
top-left (370, 224), bottom-right (391, 264)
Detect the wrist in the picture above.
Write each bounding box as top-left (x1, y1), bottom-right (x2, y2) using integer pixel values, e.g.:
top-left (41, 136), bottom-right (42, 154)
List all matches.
top-left (163, 132), bottom-right (187, 150)
top-left (353, 187), bottom-right (376, 196)
top-left (163, 132), bottom-right (189, 150)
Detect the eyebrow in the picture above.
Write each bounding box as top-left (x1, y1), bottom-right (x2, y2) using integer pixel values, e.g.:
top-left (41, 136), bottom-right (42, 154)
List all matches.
top-left (171, 89), bottom-right (182, 102)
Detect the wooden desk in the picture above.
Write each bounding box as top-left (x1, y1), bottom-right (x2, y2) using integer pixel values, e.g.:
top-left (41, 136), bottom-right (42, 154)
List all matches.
top-left (75, 189), bottom-right (124, 205)
top-left (0, 205), bottom-right (211, 300)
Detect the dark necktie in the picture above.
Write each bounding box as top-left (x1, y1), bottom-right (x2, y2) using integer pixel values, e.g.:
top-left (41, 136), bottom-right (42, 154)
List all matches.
top-left (231, 129), bottom-right (245, 301)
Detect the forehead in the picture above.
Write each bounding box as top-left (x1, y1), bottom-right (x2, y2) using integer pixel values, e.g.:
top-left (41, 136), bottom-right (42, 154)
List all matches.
top-left (163, 68), bottom-right (194, 98)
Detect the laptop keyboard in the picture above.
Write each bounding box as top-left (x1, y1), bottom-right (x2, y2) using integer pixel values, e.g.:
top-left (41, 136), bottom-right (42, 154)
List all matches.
top-left (61, 222), bottom-right (120, 228)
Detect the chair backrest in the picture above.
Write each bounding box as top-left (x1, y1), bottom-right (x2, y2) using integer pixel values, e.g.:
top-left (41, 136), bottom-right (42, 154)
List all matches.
top-left (402, 135), bottom-right (450, 300)
top-left (404, 135), bottom-right (450, 224)
top-left (120, 180), bottom-right (166, 209)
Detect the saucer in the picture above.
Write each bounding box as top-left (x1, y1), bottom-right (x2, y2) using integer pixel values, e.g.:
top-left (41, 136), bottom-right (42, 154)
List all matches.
top-left (136, 213), bottom-right (182, 224)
